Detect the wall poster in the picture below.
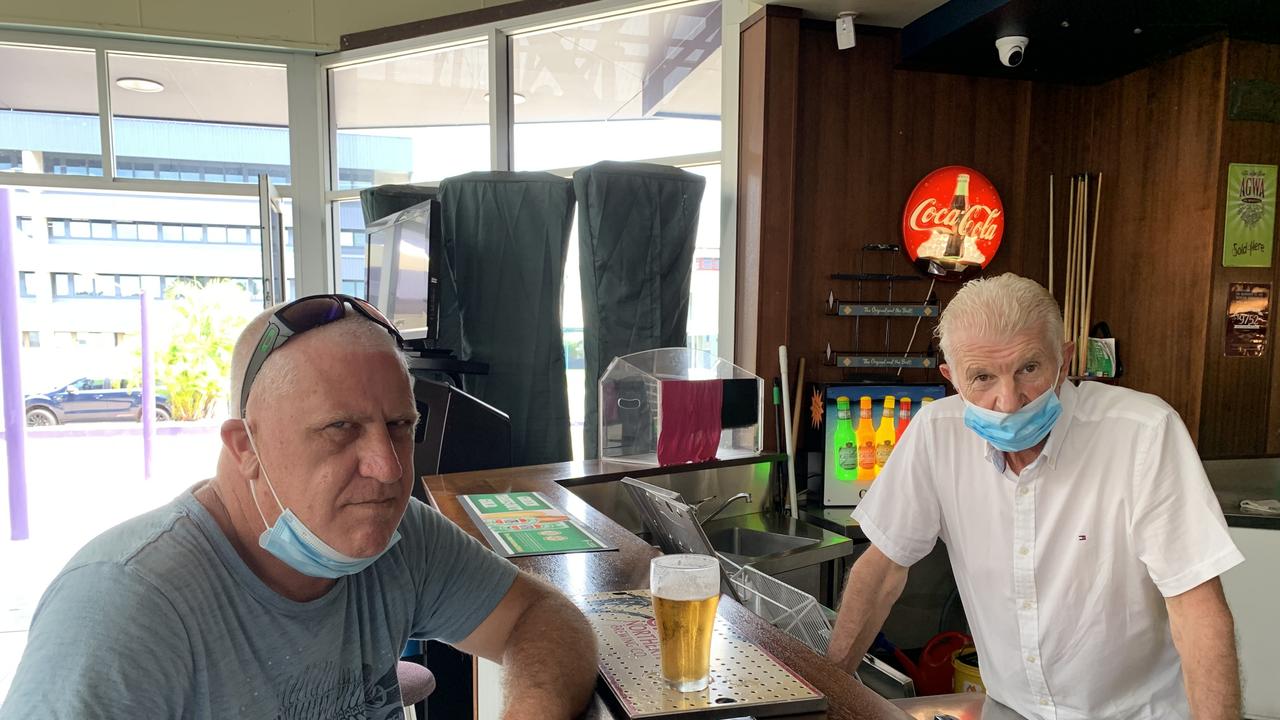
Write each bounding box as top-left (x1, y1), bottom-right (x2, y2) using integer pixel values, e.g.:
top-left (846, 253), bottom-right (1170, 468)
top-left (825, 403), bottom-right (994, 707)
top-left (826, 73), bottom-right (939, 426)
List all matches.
top-left (1223, 163), bottom-right (1276, 268)
top-left (1226, 282), bottom-right (1270, 357)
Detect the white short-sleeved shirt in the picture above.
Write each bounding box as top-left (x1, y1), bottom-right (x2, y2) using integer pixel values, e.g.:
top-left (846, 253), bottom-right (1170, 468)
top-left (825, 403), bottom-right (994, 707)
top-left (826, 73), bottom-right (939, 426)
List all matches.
top-left (852, 381), bottom-right (1242, 720)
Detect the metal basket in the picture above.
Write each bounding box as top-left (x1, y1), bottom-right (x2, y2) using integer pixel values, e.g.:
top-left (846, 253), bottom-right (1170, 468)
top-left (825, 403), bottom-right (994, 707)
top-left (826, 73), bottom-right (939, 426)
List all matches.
top-left (728, 564), bottom-right (833, 655)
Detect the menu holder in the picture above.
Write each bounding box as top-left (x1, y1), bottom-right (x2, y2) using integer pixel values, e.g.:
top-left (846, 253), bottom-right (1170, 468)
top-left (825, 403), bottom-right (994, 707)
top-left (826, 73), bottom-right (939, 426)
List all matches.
top-left (460, 491), bottom-right (615, 558)
top-left (579, 590), bottom-right (826, 719)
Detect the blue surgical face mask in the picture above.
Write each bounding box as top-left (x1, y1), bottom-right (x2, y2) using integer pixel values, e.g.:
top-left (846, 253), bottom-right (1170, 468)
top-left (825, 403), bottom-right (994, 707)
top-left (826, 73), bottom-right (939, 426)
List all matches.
top-left (243, 420), bottom-right (400, 579)
top-left (961, 383), bottom-right (1063, 453)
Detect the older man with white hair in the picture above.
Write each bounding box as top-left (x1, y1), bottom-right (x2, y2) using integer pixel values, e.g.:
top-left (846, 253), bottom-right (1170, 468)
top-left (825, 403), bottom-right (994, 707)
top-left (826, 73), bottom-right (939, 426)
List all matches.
top-left (828, 274), bottom-right (1242, 719)
top-left (1, 294), bottom-right (598, 720)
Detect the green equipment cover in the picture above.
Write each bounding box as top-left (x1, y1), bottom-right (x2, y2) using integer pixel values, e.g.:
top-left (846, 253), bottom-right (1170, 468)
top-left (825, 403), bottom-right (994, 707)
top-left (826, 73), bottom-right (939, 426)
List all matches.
top-left (573, 162), bottom-right (705, 459)
top-left (439, 172), bottom-right (575, 466)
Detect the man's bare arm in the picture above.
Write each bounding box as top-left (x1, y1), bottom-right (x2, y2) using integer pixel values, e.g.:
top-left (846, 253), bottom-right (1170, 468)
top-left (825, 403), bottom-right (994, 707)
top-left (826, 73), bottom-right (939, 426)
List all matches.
top-left (455, 572), bottom-right (598, 720)
top-left (1166, 577), bottom-right (1240, 720)
top-left (827, 545), bottom-right (909, 673)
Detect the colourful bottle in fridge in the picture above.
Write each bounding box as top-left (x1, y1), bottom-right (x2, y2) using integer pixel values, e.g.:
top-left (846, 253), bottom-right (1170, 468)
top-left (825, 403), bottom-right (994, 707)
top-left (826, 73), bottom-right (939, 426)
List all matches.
top-left (857, 396), bottom-right (877, 481)
top-left (832, 396), bottom-right (857, 481)
top-left (896, 397), bottom-right (912, 437)
top-left (875, 396), bottom-right (896, 473)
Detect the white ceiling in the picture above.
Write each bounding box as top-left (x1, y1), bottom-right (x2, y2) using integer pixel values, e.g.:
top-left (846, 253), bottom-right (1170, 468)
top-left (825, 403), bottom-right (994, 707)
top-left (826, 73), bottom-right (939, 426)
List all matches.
top-left (768, 0), bottom-right (947, 25)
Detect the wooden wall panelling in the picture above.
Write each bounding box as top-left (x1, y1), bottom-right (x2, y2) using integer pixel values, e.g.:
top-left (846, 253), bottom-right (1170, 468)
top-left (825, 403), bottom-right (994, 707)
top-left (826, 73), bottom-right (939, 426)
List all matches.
top-left (885, 65), bottom-right (1037, 380)
top-left (1094, 42), bottom-right (1225, 441)
top-left (1032, 42), bottom-right (1225, 440)
top-left (1029, 81), bottom-right (1095, 327)
top-left (736, 5), bottom-right (802, 450)
top-left (790, 24), bottom-right (899, 389)
top-left (1202, 40), bottom-right (1280, 456)
top-left (744, 9), bottom-right (1250, 454)
top-left (783, 23), bottom-right (1042, 397)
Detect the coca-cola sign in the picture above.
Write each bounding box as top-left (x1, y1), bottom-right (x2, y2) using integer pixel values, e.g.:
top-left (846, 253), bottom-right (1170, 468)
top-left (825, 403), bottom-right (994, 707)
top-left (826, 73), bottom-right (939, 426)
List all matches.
top-left (901, 165), bottom-right (1004, 280)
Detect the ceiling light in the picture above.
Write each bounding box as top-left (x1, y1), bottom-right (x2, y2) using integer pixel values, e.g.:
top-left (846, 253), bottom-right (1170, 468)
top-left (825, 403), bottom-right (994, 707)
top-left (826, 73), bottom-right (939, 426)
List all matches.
top-left (115, 77), bottom-right (164, 93)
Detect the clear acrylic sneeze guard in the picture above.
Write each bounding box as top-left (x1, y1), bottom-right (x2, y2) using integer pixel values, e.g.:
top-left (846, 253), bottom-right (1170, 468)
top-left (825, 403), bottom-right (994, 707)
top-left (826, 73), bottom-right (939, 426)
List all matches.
top-left (598, 348), bottom-right (763, 465)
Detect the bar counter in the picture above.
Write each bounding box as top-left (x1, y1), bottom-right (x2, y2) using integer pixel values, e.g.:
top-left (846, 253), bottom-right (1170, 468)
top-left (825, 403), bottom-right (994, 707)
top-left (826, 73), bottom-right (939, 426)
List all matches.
top-left (424, 458), bottom-right (911, 720)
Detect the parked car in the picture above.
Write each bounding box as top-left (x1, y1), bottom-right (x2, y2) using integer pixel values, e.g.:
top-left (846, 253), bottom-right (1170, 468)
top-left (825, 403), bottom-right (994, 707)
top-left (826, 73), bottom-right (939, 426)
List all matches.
top-left (25, 378), bottom-right (172, 427)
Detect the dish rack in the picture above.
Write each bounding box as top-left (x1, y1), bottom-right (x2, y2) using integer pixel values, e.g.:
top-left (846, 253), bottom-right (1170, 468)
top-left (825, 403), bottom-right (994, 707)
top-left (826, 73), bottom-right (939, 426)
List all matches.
top-left (729, 564), bottom-right (833, 655)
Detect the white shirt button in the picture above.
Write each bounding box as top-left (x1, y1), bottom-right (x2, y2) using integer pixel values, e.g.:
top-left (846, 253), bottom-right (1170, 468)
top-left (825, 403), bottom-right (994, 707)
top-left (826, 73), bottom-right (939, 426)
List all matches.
top-left (1019, 546), bottom-right (1030, 556)
top-left (1019, 486), bottom-right (1030, 496)
top-left (1027, 655), bottom-right (1037, 663)
top-left (1041, 698), bottom-right (1051, 706)
top-left (1022, 600), bottom-right (1035, 610)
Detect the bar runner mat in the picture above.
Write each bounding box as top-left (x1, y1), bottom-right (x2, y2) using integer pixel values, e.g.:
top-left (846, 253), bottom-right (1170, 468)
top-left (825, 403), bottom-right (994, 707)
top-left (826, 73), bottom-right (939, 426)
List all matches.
top-left (577, 590), bottom-right (826, 718)
top-left (460, 491), bottom-right (615, 557)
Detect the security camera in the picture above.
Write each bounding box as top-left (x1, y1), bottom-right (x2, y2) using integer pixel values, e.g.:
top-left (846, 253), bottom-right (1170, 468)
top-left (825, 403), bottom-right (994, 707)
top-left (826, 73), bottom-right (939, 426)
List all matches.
top-left (995, 36), bottom-right (1029, 67)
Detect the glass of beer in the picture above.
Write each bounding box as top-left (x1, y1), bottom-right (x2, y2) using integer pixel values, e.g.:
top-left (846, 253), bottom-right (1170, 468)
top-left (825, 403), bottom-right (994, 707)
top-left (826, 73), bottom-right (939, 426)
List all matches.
top-left (650, 554), bottom-right (721, 692)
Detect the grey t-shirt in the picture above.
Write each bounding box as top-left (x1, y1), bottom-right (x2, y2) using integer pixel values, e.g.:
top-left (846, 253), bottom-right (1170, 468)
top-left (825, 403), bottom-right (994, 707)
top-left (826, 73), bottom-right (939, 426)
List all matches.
top-left (0, 487), bottom-right (518, 719)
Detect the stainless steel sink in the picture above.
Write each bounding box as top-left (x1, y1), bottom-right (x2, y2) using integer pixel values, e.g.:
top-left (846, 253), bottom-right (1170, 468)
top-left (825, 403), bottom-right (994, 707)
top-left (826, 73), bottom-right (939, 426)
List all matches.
top-left (706, 527), bottom-right (820, 559)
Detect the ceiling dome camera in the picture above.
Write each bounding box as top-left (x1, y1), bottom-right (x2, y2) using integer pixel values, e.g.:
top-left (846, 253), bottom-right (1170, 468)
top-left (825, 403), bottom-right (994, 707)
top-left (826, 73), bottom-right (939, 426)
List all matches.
top-left (995, 36), bottom-right (1028, 68)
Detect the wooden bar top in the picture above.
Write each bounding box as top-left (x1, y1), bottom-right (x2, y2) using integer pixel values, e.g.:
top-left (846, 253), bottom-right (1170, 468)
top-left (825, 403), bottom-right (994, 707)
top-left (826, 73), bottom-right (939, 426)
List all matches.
top-left (424, 464), bottom-right (910, 720)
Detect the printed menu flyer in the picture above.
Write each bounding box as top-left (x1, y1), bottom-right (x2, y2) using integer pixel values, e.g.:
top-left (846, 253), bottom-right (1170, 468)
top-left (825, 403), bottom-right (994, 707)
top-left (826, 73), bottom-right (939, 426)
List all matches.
top-left (460, 492), bottom-right (615, 558)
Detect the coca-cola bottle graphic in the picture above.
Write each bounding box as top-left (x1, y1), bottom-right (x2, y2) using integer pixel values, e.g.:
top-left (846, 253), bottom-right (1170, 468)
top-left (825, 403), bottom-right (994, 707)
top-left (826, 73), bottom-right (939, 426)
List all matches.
top-left (942, 173), bottom-right (970, 258)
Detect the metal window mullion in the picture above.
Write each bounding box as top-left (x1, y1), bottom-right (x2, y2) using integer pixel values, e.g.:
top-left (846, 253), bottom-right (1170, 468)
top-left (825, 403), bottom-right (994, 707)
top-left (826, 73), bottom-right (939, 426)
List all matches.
top-left (288, 52), bottom-right (335, 296)
top-left (489, 28), bottom-right (512, 171)
top-left (94, 48), bottom-right (116, 179)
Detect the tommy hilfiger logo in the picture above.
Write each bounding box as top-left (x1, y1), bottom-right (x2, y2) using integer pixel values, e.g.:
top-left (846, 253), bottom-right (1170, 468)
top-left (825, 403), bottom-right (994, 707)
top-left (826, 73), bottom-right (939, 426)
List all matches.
top-left (1077, 534), bottom-right (1087, 541)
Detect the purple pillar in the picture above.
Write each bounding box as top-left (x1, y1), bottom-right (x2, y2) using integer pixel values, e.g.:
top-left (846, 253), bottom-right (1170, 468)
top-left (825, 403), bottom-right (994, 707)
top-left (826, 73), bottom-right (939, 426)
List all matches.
top-left (0, 188), bottom-right (30, 540)
top-left (141, 293), bottom-right (154, 481)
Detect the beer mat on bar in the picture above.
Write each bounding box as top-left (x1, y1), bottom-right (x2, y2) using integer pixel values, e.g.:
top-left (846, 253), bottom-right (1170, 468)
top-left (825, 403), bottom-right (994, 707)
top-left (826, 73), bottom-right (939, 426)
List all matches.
top-left (577, 590), bottom-right (826, 719)
top-left (459, 491), bottom-right (616, 558)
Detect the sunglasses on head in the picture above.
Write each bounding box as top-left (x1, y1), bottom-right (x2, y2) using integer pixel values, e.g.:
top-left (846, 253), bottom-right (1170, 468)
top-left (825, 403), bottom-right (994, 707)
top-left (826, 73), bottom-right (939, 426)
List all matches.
top-left (239, 294), bottom-right (404, 417)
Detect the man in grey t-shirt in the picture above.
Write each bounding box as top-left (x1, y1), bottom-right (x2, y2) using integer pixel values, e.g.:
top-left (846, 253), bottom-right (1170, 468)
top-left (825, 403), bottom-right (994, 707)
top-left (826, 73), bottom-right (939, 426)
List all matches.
top-left (1, 295), bottom-right (599, 719)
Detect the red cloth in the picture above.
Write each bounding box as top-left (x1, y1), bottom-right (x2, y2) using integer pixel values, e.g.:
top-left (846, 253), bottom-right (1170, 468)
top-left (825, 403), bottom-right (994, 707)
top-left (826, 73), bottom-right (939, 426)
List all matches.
top-left (656, 380), bottom-right (723, 465)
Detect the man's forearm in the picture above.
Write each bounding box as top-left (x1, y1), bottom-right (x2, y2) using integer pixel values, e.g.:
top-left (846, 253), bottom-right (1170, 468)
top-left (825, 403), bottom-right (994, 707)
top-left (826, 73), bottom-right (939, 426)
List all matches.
top-left (500, 594), bottom-right (598, 720)
top-left (1178, 621), bottom-right (1241, 718)
top-left (1179, 623), bottom-right (1240, 719)
top-left (1168, 580), bottom-right (1241, 720)
top-left (827, 548), bottom-right (908, 673)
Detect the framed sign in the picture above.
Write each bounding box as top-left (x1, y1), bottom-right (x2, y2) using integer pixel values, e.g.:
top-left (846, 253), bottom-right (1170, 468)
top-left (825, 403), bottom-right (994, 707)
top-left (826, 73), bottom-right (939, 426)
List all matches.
top-left (1226, 282), bottom-right (1269, 357)
top-left (902, 166), bottom-right (1005, 281)
top-left (1223, 163), bottom-right (1276, 268)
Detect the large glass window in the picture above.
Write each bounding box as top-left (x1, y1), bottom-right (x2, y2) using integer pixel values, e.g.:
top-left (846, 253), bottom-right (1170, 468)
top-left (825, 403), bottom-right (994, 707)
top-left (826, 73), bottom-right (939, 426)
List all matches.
top-left (107, 53), bottom-right (290, 184)
top-left (330, 41), bottom-right (490, 188)
top-left (323, 2), bottom-right (724, 461)
top-left (510, 0), bottom-right (722, 170)
top-left (0, 44), bottom-right (102, 173)
top-left (3, 183), bottom-right (281, 699)
top-left (509, 1), bottom-right (723, 456)
top-left (334, 199), bottom-right (370, 299)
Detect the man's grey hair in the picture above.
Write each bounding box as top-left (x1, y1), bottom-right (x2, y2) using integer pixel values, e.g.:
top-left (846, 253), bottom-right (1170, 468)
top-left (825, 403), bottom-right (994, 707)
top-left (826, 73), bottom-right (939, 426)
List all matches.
top-left (935, 273), bottom-right (1064, 366)
top-left (228, 303), bottom-right (410, 419)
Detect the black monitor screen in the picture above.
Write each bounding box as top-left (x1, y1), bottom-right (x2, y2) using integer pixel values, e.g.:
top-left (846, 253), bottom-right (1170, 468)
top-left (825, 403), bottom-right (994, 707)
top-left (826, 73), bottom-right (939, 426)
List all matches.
top-left (364, 200), bottom-right (438, 343)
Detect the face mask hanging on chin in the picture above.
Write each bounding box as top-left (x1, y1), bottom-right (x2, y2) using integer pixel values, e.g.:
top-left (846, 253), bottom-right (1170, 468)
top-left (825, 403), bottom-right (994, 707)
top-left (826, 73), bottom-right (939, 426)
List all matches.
top-left (961, 384), bottom-right (1063, 453)
top-left (243, 419), bottom-right (400, 579)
